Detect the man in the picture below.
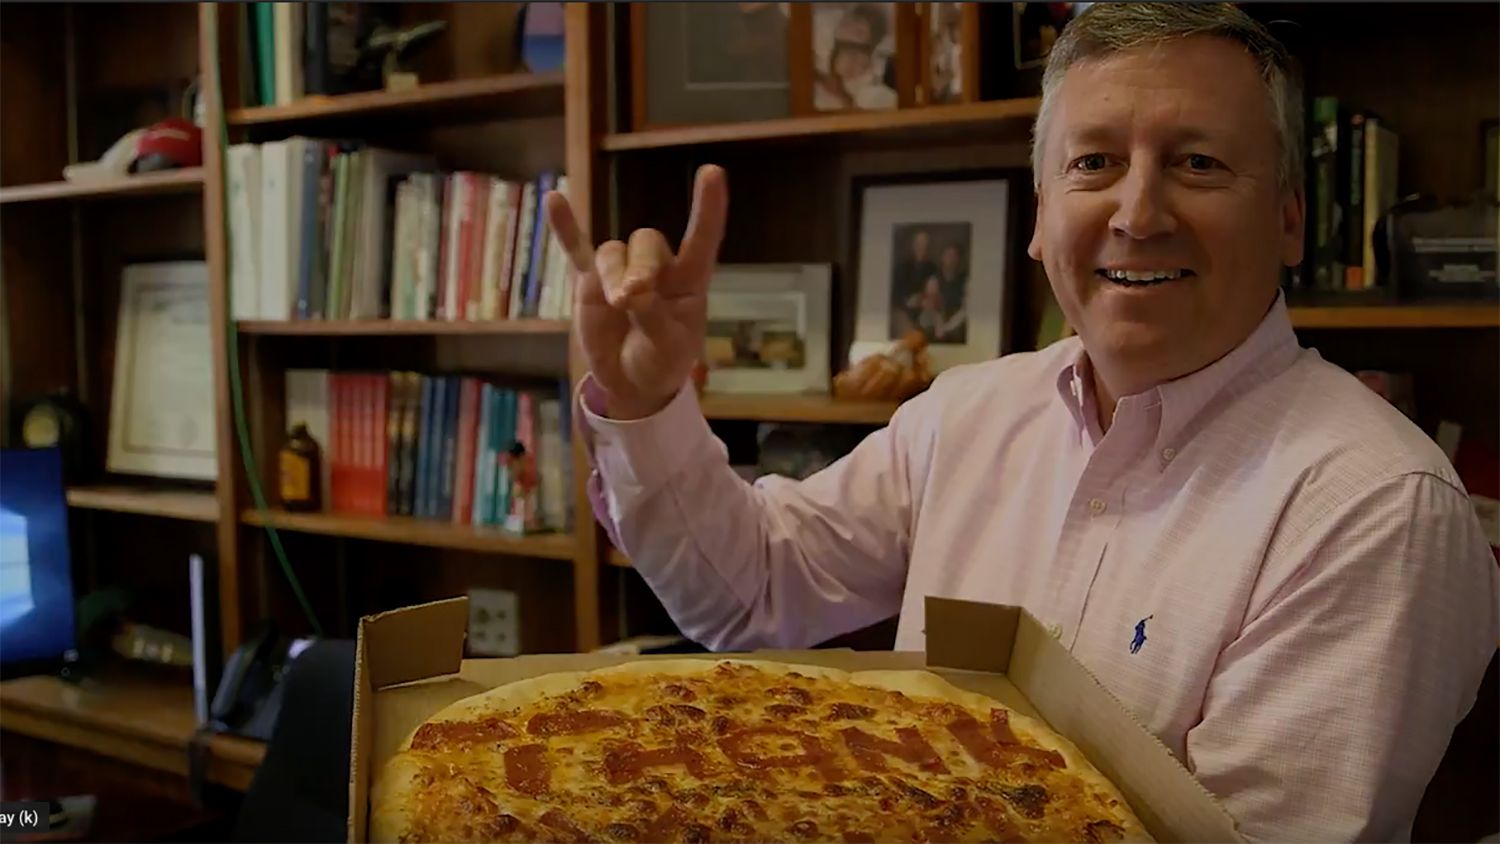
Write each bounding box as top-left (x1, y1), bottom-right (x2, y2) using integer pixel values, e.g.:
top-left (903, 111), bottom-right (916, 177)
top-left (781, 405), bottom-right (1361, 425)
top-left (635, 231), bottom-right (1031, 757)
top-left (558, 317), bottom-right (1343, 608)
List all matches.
top-left (544, 4), bottom-right (1499, 839)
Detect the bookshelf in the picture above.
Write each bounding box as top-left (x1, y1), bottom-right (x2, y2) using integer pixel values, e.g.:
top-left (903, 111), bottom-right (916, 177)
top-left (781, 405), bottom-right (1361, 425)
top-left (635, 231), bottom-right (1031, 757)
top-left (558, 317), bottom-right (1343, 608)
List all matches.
top-left (0, 168), bottom-right (205, 205)
top-left (235, 319), bottom-right (570, 336)
top-left (66, 485), bottom-right (220, 523)
top-left (6, 2), bottom-right (1490, 679)
top-left (240, 508), bottom-right (575, 560)
top-left (227, 71), bottom-right (565, 128)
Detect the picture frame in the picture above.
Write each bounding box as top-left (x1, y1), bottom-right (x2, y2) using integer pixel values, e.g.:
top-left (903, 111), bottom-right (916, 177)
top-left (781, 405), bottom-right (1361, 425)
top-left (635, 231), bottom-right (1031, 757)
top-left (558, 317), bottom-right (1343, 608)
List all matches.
top-left (630, 3), bottom-right (795, 130)
top-left (790, 3), bottom-right (918, 115)
top-left (916, 2), bottom-right (979, 106)
top-left (1013, 2), bottom-right (1085, 70)
top-left (106, 260), bottom-right (218, 481)
top-left (703, 264), bottom-right (833, 395)
top-left (853, 180), bottom-right (1011, 373)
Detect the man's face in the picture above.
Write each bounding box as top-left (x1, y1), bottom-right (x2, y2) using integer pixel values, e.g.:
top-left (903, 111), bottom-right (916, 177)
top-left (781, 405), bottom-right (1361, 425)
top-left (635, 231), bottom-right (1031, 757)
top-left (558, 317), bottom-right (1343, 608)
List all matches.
top-left (1028, 36), bottom-right (1303, 386)
top-left (912, 231), bottom-right (930, 259)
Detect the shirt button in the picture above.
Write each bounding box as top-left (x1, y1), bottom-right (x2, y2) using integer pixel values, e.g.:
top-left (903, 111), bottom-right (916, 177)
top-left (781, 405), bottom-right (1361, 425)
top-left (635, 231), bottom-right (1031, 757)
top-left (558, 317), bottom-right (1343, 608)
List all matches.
top-left (1088, 497), bottom-right (1107, 516)
top-left (1161, 447), bottom-right (1177, 462)
top-left (1046, 623), bottom-right (1063, 639)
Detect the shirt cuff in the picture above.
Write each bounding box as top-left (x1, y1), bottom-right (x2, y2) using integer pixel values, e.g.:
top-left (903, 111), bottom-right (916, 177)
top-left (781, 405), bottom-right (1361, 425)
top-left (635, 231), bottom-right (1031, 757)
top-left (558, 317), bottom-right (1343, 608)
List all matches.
top-left (575, 374), bottom-right (714, 501)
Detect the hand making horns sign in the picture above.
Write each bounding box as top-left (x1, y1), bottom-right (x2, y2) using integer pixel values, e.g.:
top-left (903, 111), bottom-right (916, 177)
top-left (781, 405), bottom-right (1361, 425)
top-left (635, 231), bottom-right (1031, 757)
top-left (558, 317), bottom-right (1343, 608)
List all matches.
top-left (543, 164), bottom-right (729, 420)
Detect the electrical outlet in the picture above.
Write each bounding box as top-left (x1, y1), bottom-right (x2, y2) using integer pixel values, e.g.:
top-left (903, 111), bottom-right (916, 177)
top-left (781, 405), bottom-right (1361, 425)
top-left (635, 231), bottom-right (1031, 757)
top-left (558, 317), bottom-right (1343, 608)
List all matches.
top-left (467, 588), bottom-right (519, 657)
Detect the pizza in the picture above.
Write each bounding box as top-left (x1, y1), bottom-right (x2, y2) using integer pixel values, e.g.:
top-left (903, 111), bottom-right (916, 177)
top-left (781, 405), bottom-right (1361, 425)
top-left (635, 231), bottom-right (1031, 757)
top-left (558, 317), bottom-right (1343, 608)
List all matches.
top-left (370, 659), bottom-right (1151, 843)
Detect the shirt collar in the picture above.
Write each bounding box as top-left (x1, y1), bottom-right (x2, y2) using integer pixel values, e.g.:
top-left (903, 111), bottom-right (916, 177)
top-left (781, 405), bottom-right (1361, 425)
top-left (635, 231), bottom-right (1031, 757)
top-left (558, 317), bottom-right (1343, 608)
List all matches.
top-left (1054, 291), bottom-right (1302, 448)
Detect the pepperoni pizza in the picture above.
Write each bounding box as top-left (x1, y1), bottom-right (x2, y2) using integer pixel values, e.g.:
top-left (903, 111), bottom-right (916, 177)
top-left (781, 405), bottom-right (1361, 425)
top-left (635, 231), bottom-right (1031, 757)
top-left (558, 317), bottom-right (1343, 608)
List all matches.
top-left (370, 659), bottom-right (1151, 842)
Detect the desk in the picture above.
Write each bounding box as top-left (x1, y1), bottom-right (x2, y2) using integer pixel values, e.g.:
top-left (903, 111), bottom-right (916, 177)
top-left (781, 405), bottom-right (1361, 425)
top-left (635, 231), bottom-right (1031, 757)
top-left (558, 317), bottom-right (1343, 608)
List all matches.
top-left (0, 671), bottom-right (264, 791)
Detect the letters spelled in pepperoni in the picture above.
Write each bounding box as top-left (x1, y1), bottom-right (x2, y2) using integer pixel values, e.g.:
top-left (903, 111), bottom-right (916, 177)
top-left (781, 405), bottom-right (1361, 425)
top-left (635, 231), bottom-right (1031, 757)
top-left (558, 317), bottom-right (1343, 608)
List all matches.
top-left (719, 727), bottom-right (845, 783)
top-left (409, 715), bottom-right (517, 750)
top-left (602, 741), bottom-right (711, 785)
top-left (827, 702), bottom-right (876, 720)
top-left (841, 726), bottom-right (949, 774)
top-left (504, 743), bottom-right (550, 795)
top-left (527, 708), bottom-right (627, 736)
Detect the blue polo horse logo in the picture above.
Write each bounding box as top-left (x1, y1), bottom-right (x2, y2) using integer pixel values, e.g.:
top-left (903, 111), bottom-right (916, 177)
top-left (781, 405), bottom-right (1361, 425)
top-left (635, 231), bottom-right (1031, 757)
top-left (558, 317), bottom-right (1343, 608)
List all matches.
top-left (1130, 615), bottom-right (1153, 654)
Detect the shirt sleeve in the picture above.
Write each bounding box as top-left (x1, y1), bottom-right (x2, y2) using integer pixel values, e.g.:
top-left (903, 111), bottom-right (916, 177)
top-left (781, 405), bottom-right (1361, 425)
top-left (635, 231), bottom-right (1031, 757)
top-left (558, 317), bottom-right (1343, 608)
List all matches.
top-left (1184, 471), bottom-right (1500, 841)
top-left (574, 375), bottom-right (916, 651)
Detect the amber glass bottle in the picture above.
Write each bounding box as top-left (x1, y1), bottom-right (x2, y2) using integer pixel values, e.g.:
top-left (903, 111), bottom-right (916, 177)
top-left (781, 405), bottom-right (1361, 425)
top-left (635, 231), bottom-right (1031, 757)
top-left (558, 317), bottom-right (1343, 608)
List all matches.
top-left (278, 423), bottom-right (321, 512)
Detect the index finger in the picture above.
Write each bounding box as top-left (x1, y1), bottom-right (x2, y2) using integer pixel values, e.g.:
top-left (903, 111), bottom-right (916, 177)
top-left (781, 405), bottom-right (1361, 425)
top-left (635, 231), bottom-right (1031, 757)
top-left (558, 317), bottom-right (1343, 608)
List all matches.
top-left (675, 164), bottom-right (729, 279)
top-left (544, 190), bottom-right (596, 275)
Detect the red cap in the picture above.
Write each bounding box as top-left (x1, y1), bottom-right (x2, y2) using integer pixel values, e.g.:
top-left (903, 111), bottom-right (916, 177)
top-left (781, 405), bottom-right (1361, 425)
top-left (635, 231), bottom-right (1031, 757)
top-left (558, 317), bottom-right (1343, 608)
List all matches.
top-left (133, 117), bottom-right (203, 171)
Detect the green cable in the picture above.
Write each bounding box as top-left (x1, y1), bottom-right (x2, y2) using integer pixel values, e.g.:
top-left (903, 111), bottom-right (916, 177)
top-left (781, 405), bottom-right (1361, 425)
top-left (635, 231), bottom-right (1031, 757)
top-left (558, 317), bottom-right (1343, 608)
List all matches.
top-left (208, 7), bottom-right (323, 638)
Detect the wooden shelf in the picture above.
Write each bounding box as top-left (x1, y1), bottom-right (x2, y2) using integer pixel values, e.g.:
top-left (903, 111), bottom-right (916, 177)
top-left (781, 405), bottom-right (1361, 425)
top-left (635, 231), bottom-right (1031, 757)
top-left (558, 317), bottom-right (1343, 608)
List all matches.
top-left (0, 670), bottom-right (264, 791)
top-left (0, 168), bottom-right (204, 204)
top-left (602, 98), bottom-right (1041, 152)
top-left (227, 72), bottom-right (566, 128)
top-left (235, 319), bottom-right (570, 336)
top-left (1288, 303), bottom-right (1500, 329)
top-left (607, 548), bottom-right (631, 568)
top-left (699, 392), bottom-right (899, 426)
top-left (66, 484), bottom-right (219, 522)
top-left (241, 508), bottom-right (576, 559)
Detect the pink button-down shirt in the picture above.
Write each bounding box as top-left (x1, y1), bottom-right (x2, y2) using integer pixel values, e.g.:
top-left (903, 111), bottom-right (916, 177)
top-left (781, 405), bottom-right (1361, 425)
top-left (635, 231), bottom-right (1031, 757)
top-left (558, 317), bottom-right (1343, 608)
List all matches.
top-left (578, 294), bottom-right (1500, 841)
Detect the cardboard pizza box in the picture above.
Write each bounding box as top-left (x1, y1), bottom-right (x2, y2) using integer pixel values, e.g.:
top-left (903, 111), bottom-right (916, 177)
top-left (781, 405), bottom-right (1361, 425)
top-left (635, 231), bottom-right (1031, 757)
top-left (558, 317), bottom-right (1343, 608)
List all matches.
top-left (348, 596), bottom-right (1244, 843)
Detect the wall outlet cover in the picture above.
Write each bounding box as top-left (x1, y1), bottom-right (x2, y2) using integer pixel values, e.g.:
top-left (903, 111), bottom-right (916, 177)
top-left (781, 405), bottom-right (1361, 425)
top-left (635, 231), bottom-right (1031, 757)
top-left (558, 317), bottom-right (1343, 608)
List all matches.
top-left (467, 588), bottom-right (520, 657)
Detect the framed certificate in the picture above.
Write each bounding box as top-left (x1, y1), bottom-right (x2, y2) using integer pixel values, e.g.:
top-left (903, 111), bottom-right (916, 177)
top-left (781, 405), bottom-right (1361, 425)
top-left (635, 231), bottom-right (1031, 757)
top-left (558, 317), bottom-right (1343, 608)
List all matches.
top-left (106, 261), bottom-right (218, 481)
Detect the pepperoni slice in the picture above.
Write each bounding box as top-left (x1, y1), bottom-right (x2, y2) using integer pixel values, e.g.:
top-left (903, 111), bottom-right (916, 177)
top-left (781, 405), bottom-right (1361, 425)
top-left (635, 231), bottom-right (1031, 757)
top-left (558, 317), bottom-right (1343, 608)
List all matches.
top-left (719, 726), bottom-right (845, 783)
top-left (840, 726), bottom-right (949, 774)
top-left (602, 741), bottom-right (711, 785)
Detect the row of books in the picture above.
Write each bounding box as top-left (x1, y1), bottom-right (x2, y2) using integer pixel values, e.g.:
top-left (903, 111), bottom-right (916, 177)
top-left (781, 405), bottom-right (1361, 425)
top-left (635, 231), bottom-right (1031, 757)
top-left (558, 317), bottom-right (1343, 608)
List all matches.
top-left (226, 137), bottom-right (571, 323)
top-left (284, 369), bottom-right (572, 533)
top-left (1295, 96), bottom-right (1401, 293)
top-left (235, 3), bottom-right (389, 109)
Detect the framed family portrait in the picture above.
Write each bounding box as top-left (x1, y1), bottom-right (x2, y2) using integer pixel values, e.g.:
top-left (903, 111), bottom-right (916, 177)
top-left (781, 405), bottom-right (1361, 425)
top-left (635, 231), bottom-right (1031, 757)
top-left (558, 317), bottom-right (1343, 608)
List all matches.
top-left (703, 264), bottom-right (832, 395)
top-left (854, 180), bottom-right (1011, 373)
top-left (917, 2), bottom-right (979, 105)
top-left (631, 3), bottom-right (794, 129)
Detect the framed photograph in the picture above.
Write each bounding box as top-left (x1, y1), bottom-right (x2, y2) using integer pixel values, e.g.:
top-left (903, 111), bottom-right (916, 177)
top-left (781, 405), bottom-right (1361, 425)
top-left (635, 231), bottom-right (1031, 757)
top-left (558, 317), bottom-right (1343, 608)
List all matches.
top-left (1484, 119), bottom-right (1498, 198)
top-left (854, 180), bottom-right (1010, 372)
top-left (918, 3), bottom-right (979, 106)
top-left (1013, 2), bottom-right (1087, 70)
top-left (106, 261), bottom-right (218, 481)
top-left (631, 3), bottom-right (794, 130)
top-left (792, 3), bottom-right (916, 115)
top-left (703, 264), bottom-right (832, 395)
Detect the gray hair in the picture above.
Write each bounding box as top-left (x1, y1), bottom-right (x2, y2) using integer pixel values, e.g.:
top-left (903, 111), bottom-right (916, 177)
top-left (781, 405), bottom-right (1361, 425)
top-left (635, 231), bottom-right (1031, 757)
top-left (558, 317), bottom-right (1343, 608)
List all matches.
top-left (1030, 2), bottom-right (1303, 192)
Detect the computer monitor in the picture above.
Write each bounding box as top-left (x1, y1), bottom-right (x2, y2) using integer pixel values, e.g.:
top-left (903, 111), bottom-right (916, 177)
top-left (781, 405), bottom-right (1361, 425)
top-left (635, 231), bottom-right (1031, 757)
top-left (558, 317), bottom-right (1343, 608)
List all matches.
top-left (0, 447), bottom-right (77, 675)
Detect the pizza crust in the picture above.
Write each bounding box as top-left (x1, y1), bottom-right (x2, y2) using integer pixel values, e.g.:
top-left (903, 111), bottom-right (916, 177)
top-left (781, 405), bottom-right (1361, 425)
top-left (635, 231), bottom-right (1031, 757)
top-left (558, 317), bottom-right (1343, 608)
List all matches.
top-left (374, 658), bottom-right (1153, 842)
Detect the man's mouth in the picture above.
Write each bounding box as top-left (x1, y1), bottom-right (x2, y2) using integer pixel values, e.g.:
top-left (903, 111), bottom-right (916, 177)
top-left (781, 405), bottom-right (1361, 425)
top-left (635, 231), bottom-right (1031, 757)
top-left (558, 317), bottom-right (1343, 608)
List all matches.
top-left (1095, 268), bottom-right (1196, 288)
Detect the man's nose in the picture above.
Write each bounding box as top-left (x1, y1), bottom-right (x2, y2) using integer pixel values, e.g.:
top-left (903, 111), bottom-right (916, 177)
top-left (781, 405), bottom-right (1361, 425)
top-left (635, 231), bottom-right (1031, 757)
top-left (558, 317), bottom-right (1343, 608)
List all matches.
top-left (1108, 165), bottom-right (1177, 240)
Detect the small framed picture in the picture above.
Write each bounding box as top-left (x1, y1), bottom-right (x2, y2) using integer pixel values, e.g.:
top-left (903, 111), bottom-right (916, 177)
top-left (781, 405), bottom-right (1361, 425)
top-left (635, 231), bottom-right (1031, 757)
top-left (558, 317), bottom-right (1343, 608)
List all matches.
top-left (1013, 2), bottom-right (1086, 70)
top-left (703, 264), bottom-right (832, 395)
top-left (918, 3), bottom-right (979, 106)
top-left (630, 3), bottom-right (794, 130)
top-left (791, 3), bottom-right (916, 115)
top-left (1483, 119), bottom-right (1498, 198)
top-left (854, 180), bottom-right (1011, 372)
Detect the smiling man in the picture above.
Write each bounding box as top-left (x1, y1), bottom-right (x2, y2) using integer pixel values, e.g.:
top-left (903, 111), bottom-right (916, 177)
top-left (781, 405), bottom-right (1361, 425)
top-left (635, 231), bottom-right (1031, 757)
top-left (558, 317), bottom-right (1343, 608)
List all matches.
top-left (545, 3), bottom-right (1500, 839)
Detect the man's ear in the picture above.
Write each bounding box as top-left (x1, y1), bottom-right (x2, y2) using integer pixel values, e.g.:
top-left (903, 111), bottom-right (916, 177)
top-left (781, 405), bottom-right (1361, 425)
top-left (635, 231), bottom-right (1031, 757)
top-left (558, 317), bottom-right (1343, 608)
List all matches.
top-left (1028, 187), bottom-right (1045, 262)
top-left (1280, 185), bottom-right (1305, 268)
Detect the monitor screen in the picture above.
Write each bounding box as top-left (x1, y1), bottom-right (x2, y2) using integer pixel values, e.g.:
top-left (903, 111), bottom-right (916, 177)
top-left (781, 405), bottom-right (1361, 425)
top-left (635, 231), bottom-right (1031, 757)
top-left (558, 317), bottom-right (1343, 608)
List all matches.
top-left (0, 448), bottom-right (77, 665)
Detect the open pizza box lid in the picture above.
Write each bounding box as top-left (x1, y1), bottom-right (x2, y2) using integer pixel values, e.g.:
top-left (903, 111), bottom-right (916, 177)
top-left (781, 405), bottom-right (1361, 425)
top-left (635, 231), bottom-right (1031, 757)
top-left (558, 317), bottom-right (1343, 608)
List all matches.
top-left (349, 596), bottom-right (1243, 843)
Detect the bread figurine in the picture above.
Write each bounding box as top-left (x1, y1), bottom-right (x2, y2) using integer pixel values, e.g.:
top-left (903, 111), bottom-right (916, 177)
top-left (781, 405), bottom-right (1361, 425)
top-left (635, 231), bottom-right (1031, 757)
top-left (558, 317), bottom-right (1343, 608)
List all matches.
top-left (832, 331), bottom-right (933, 402)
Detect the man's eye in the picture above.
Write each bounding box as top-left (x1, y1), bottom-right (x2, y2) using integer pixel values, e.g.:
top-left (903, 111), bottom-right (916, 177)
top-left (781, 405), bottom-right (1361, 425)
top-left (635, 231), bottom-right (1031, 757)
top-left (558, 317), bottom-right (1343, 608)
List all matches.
top-left (1069, 153), bottom-right (1110, 173)
top-left (1184, 154), bottom-right (1221, 172)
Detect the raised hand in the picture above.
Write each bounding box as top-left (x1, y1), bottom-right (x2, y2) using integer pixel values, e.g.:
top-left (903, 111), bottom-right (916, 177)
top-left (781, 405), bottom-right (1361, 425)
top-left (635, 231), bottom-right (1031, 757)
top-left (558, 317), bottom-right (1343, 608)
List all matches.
top-left (545, 164), bottom-right (728, 420)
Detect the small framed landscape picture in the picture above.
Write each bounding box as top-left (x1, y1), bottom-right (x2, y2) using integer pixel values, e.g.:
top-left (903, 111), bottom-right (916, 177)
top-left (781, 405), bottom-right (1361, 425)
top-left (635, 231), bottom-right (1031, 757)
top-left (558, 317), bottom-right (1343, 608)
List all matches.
top-left (703, 264), bottom-right (833, 395)
top-left (854, 180), bottom-right (1010, 372)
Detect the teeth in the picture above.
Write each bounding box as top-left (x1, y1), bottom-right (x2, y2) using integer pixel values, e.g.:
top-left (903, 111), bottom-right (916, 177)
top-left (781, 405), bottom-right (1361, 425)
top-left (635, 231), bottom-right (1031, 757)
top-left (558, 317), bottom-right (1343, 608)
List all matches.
top-left (1104, 269), bottom-right (1183, 282)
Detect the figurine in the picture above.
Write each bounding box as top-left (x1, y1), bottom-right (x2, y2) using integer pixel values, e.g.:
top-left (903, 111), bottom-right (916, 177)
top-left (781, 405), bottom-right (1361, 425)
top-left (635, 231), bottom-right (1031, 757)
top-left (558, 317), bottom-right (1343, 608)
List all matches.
top-left (832, 330), bottom-right (933, 402)
top-left (364, 20), bottom-right (448, 91)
